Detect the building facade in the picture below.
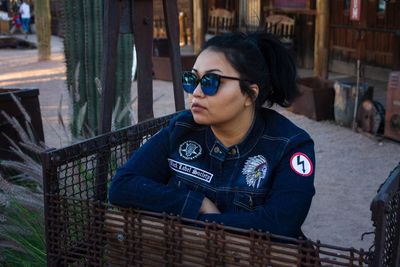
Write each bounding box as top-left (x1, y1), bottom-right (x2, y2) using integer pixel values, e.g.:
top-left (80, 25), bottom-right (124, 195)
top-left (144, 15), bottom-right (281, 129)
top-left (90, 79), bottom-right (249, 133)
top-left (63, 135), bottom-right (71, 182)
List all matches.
top-left (153, 0), bottom-right (399, 79)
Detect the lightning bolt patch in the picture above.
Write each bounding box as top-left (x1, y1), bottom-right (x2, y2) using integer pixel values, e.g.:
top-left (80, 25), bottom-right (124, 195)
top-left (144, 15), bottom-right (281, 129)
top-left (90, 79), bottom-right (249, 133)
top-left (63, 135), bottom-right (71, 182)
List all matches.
top-left (297, 155), bottom-right (305, 173)
top-left (290, 152), bottom-right (313, 176)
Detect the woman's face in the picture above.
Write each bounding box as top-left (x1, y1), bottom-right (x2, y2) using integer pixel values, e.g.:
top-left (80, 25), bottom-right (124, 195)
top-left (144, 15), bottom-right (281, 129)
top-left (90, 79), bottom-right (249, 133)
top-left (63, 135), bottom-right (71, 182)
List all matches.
top-left (188, 49), bottom-right (253, 127)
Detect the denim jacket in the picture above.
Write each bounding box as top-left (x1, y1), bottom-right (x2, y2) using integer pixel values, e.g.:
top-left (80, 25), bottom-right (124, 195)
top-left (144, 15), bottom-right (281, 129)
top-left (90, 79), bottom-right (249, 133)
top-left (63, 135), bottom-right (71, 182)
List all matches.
top-left (109, 108), bottom-right (315, 238)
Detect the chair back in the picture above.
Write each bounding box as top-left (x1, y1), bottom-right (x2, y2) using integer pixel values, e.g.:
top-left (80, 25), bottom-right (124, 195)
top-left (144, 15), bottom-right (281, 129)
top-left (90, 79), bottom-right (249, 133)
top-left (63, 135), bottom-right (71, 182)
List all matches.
top-left (370, 163), bottom-right (400, 267)
top-left (207, 8), bottom-right (235, 36)
top-left (42, 112), bottom-right (372, 266)
top-left (153, 16), bottom-right (166, 38)
top-left (265, 14), bottom-right (295, 43)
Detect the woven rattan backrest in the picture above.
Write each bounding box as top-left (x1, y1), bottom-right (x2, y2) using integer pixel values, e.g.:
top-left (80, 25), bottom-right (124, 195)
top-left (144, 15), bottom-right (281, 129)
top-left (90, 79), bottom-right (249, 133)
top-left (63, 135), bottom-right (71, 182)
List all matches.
top-left (370, 163), bottom-right (400, 267)
top-left (42, 114), bottom-right (173, 266)
top-left (42, 112), bottom-right (372, 266)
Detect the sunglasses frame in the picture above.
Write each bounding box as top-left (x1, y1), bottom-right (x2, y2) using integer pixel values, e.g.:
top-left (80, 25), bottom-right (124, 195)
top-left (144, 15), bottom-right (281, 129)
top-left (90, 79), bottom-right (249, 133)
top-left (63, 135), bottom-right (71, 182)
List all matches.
top-left (182, 71), bottom-right (249, 96)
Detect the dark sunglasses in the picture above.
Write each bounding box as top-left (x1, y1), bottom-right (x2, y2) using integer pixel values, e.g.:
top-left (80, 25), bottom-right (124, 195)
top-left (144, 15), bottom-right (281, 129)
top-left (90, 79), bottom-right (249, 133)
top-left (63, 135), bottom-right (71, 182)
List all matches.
top-left (182, 71), bottom-right (248, 96)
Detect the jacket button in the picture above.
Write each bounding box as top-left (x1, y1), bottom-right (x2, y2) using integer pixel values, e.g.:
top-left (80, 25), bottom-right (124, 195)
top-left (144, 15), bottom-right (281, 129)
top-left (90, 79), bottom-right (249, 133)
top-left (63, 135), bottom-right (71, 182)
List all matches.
top-left (230, 148), bottom-right (236, 155)
top-left (249, 196), bottom-right (254, 208)
top-left (214, 147), bottom-right (220, 153)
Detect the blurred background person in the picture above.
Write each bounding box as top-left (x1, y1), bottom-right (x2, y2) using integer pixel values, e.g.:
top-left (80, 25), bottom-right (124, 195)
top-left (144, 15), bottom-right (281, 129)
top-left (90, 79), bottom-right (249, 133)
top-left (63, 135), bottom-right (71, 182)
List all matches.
top-left (19, 0), bottom-right (30, 33)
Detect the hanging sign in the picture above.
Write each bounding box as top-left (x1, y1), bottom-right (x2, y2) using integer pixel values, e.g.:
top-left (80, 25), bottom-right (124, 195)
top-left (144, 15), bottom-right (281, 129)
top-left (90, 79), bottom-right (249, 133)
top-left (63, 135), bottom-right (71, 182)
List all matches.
top-left (350, 0), bottom-right (361, 21)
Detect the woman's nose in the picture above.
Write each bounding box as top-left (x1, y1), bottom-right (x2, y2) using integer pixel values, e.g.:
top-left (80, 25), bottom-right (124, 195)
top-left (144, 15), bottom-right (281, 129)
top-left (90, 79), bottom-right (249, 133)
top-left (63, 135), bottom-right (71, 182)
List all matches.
top-left (192, 83), bottom-right (205, 97)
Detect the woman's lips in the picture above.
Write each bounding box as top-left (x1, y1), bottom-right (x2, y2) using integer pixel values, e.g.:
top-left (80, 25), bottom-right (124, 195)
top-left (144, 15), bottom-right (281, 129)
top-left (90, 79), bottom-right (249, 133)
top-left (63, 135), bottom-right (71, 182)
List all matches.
top-left (191, 102), bottom-right (206, 111)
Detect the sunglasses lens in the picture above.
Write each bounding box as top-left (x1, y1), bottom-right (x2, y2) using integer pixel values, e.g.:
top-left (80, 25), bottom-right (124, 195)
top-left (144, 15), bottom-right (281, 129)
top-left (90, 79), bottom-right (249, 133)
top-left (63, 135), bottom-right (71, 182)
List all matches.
top-left (201, 73), bottom-right (219, 96)
top-left (182, 72), bottom-right (197, 93)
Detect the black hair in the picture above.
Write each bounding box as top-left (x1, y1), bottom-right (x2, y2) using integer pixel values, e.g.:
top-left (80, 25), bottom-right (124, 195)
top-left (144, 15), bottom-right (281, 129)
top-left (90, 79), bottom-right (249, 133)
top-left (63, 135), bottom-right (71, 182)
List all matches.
top-left (202, 32), bottom-right (299, 108)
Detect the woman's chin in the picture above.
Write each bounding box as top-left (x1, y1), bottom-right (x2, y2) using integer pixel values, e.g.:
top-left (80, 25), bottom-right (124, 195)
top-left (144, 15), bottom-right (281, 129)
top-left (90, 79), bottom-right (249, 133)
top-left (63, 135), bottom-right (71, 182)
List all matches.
top-left (192, 113), bottom-right (211, 125)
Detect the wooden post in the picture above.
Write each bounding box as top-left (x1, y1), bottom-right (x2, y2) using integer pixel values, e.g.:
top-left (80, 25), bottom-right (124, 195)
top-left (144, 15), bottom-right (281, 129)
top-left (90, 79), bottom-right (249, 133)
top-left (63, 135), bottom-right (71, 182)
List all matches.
top-left (100, 0), bottom-right (121, 134)
top-left (193, 0), bottom-right (204, 54)
top-left (133, 0), bottom-right (154, 122)
top-left (163, 0), bottom-right (185, 111)
top-left (313, 0), bottom-right (329, 78)
top-left (267, 0), bottom-right (274, 16)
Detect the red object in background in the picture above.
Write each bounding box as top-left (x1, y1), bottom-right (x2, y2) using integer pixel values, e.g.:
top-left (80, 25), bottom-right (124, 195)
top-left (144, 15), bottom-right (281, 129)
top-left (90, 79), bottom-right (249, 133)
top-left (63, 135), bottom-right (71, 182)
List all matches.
top-left (384, 72), bottom-right (400, 142)
top-left (350, 0), bottom-right (361, 21)
top-left (12, 15), bottom-right (22, 29)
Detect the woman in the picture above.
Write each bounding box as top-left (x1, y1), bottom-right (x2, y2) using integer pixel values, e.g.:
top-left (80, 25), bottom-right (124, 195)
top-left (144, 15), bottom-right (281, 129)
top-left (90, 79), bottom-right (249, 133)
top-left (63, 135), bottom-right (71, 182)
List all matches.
top-left (109, 32), bottom-right (315, 238)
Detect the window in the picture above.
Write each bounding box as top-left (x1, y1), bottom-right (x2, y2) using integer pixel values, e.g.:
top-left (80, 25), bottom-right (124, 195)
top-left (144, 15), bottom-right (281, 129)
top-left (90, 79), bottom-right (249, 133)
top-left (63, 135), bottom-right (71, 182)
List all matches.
top-left (344, 0), bottom-right (351, 10)
top-left (378, 0), bottom-right (386, 12)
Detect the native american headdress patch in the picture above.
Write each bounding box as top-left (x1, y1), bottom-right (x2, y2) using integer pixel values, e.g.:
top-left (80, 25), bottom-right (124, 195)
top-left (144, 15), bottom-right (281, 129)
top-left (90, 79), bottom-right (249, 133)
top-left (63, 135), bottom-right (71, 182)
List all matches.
top-left (242, 155), bottom-right (268, 188)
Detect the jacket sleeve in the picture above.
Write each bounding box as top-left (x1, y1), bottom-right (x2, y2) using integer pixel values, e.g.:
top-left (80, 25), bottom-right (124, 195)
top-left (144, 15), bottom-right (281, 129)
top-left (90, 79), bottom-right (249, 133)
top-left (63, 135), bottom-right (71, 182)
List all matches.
top-left (108, 125), bottom-right (204, 220)
top-left (199, 132), bottom-right (315, 238)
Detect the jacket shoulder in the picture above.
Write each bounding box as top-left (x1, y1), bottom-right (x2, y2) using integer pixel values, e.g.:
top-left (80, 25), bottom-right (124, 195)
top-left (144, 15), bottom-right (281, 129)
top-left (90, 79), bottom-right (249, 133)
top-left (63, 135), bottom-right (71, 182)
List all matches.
top-left (260, 108), bottom-right (311, 141)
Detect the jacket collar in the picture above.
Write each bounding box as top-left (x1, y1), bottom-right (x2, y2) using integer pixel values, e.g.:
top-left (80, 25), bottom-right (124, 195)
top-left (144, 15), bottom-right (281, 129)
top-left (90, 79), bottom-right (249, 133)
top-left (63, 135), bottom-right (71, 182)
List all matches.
top-left (205, 111), bottom-right (265, 161)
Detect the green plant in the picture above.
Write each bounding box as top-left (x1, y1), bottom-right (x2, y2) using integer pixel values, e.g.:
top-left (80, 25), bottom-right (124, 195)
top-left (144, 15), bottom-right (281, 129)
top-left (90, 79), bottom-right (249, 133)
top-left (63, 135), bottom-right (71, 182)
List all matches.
top-left (0, 153), bottom-right (46, 266)
top-left (0, 186), bottom-right (45, 266)
top-left (0, 94), bottom-right (46, 266)
top-left (61, 0), bottom-right (133, 138)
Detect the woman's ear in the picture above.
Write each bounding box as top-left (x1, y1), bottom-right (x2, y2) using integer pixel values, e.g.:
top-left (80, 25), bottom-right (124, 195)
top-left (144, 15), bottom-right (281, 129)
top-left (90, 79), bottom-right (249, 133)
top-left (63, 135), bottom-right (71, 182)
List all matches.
top-left (245, 84), bottom-right (259, 107)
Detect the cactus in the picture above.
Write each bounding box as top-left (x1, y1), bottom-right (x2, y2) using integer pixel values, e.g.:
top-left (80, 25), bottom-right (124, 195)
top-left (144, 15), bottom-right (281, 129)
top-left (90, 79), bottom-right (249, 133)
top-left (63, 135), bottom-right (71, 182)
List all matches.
top-left (34, 0), bottom-right (51, 61)
top-left (61, 0), bottom-right (133, 138)
top-left (114, 34), bottom-right (134, 129)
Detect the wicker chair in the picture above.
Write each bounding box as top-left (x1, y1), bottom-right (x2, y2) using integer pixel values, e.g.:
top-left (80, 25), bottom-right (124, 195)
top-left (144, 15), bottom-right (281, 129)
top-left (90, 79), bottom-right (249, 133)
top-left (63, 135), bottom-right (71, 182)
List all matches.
top-left (205, 8), bottom-right (235, 41)
top-left (265, 14), bottom-right (295, 49)
top-left (42, 112), bottom-right (400, 266)
top-left (370, 163), bottom-right (400, 266)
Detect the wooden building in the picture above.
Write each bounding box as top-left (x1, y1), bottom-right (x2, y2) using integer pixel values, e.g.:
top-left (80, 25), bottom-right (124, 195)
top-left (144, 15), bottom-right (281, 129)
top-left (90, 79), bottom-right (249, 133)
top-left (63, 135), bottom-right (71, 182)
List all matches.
top-left (153, 0), bottom-right (399, 80)
top-left (48, 0), bottom-right (399, 80)
top-left (329, 0), bottom-right (400, 80)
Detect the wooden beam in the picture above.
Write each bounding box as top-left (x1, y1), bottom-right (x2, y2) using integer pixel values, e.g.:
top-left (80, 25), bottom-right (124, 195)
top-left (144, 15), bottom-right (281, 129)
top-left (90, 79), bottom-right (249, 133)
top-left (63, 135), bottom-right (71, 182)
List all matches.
top-left (133, 0), bottom-right (154, 122)
top-left (264, 8), bottom-right (317, 16)
top-left (163, 0), bottom-right (185, 111)
top-left (193, 0), bottom-right (204, 54)
top-left (313, 0), bottom-right (330, 78)
top-left (100, 0), bottom-right (121, 134)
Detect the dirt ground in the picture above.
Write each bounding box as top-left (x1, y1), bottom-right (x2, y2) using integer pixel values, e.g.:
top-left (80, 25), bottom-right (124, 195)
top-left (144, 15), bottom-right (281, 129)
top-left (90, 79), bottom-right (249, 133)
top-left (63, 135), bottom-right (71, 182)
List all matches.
top-left (0, 35), bottom-right (399, 251)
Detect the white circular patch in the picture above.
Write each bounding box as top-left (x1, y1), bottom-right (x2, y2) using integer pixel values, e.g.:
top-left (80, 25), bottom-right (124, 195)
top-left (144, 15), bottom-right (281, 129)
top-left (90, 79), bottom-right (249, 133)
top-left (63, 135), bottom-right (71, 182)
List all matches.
top-left (179, 140), bottom-right (202, 160)
top-left (290, 152), bottom-right (313, 177)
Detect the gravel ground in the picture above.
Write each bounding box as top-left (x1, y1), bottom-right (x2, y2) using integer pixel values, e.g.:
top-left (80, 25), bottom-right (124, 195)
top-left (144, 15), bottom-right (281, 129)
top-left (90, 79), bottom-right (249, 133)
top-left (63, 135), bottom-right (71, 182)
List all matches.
top-left (1, 34), bottom-right (399, 251)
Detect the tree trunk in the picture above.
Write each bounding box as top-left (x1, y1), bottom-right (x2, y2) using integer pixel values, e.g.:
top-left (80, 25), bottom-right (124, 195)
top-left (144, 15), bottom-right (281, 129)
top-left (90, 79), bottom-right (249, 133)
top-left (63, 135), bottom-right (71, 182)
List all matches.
top-left (35, 0), bottom-right (52, 61)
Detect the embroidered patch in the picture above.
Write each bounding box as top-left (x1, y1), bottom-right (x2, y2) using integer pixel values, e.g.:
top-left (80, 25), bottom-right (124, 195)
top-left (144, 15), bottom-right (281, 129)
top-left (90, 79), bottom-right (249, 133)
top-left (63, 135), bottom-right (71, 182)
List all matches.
top-left (179, 140), bottom-right (202, 160)
top-left (242, 155), bottom-right (268, 188)
top-left (168, 159), bottom-right (213, 183)
top-left (290, 152), bottom-right (313, 177)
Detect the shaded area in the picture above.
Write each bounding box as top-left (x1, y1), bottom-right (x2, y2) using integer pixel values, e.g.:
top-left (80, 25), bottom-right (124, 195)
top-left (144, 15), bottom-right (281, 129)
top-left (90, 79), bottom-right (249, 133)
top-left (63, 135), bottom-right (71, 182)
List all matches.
top-left (0, 36), bottom-right (37, 49)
